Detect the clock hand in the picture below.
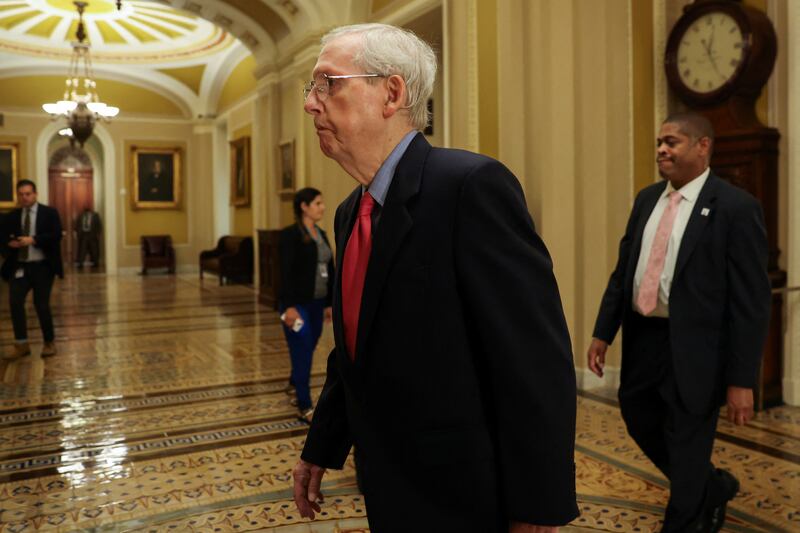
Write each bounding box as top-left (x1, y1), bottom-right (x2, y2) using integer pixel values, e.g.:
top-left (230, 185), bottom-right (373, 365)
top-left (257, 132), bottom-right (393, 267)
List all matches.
top-left (704, 26), bottom-right (724, 78)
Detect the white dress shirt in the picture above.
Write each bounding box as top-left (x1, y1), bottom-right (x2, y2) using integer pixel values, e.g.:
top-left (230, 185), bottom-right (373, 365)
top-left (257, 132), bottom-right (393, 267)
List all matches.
top-left (632, 168), bottom-right (710, 317)
top-left (21, 203), bottom-right (45, 262)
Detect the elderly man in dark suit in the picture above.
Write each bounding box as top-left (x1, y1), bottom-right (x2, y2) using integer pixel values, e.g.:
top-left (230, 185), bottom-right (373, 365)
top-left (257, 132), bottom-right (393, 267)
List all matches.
top-left (1, 179), bottom-right (64, 359)
top-left (587, 113), bottom-right (771, 532)
top-left (292, 23), bottom-right (578, 533)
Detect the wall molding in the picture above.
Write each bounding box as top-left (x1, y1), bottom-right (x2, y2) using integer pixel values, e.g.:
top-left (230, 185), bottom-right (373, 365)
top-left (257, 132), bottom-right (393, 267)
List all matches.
top-left (576, 366), bottom-right (621, 392)
top-left (784, 0), bottom-right (800, 406)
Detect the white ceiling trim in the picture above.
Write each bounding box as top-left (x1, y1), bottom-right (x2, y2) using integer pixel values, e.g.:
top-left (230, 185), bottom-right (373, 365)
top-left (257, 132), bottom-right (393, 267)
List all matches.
top-left (0, 62), bottom-right (196, 119)
top-left (203, 43), bottom-right (253, 114)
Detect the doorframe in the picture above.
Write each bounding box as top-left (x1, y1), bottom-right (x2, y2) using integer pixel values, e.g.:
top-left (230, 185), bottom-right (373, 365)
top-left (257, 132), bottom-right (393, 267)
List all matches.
top-left (36, 122), bottom-right (118, 274)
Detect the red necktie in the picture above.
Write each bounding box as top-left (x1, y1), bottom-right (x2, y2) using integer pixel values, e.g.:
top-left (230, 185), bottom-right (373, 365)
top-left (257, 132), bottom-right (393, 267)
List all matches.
top-left (342, 192), bottom-right (375, 360)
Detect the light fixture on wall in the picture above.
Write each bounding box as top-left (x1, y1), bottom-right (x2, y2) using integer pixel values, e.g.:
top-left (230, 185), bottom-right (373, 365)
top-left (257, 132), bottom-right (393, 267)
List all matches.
top-left (42, 1), bottom-right (119, 148)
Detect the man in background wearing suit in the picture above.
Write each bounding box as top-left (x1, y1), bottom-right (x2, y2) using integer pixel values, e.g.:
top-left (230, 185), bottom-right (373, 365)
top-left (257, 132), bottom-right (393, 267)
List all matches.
top-left (1, 179), bottom-right (63, 359)
top-left (75, 206), bottom-right (101, 267)
top-left (587, 113), bottom-right (771, 532)
top-left (293, 24), bottom-right (578, 532)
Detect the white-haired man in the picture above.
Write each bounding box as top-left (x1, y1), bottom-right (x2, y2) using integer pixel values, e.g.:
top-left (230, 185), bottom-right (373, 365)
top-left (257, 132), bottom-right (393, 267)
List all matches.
top-left (293, 24), bottom-right (578, 532)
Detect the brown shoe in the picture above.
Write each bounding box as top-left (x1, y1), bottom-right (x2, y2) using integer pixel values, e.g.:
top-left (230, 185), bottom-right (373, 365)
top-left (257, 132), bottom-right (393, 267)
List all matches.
top-left (298, 407), bottom-right (314, 424)
top-left (4, 342), bottom-right (30, 360)
top-left (41, 342), bottom-right (57, 358)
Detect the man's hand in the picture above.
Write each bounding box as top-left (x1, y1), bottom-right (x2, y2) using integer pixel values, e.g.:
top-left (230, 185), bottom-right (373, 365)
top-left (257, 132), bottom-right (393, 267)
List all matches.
top-left (587, 338), bottom-right (609, 378)
top-left (283, 307), bottom-right (301, 328)
top-left (726, 386), bottom-right (754, 426)
top-left (16, 236), bottom-right (34, 247)
top-left (510, 522), bottom-right (558, 533)
top-left (293, 459), bottom-right (326, 519)
top-left (323, 307), bottom-right (333, 323)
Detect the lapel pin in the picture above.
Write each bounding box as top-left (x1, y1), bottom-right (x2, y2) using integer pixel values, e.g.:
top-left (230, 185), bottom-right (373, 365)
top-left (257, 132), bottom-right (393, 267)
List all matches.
top-left (701, 207), bottom-right (711, 216)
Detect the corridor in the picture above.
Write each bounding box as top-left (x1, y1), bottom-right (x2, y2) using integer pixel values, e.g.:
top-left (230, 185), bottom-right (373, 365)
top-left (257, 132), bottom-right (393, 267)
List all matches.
top-left (0, 273), bottom-right (795, 532)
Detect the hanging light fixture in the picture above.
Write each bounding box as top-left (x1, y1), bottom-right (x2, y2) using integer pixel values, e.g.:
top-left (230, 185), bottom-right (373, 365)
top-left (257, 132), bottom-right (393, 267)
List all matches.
top-left (42, 1), bottom-right (119, 148)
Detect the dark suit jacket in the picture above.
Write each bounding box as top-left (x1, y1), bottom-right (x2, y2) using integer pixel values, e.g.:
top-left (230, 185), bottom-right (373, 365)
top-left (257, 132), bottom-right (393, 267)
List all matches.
top-left (301, 134), bottom-right (578, 531)
top-left (75, 211), bottom-right (102, 236)
top-left (593, 174), bottom-right (771, 415)
top-left (1, 203), bottom-right (64, 280)
top-left (278, 224), bottom-right (334, 308)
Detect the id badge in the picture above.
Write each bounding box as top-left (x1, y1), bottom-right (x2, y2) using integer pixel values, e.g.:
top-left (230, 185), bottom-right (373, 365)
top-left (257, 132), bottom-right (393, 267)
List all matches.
top-left (319, 264), bottom-right (329, 278)
top-left (14, 268), bottom-right (24, 279)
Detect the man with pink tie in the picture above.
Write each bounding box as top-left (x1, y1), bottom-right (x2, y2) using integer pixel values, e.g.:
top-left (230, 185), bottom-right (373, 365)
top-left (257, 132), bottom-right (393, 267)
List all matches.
top-left (587, 113), bottom-right (771, 532)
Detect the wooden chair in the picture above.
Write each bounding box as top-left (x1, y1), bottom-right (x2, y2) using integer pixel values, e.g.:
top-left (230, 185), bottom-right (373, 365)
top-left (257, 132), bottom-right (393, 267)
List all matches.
top-left (140, 235), bottom-right (175, 275)
top-left (199, 236), bottom-right (253, 285)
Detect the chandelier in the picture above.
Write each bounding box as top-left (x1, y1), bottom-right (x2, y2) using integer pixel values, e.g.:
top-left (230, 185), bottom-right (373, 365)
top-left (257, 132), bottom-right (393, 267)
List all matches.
top-left (42, 1), bottom-right (119, 148)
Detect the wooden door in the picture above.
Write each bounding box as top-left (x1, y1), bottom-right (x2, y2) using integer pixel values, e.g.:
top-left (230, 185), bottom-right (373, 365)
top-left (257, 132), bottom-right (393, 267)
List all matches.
top-left (48, 169), bottom-right (93, 265)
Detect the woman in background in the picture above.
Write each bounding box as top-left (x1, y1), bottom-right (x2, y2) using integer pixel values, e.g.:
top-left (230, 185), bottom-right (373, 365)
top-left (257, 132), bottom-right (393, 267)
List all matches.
top-left (279, 187), bottom-right (334, 422)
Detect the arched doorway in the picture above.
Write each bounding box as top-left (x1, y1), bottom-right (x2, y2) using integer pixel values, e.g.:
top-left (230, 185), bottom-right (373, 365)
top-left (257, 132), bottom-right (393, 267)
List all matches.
top-left (48, 146), bottom-right (96, 268)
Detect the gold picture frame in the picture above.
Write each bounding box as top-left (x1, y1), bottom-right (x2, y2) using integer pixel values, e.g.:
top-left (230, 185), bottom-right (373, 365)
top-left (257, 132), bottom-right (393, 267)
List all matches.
top-left (0, 143), bottom-right (19, 209)
top-left (131, 146), bottom-right (181, 210)
top-left (277, 139), bottom-right (295, 196)
top-left (230, 137), bottom-right (251, 207)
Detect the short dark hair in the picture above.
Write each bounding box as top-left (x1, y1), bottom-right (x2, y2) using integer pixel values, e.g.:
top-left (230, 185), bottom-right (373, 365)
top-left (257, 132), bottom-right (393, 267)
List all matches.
top-left (16, 179), bottom-right (36, 193)
top-left (663, 112), bottom-right (715, 152)
top-left (293, 187), bottom-right (322, 221)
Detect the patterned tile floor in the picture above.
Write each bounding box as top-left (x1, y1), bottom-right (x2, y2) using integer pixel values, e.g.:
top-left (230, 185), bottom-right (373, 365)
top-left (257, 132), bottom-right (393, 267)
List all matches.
top-left (0, 273), bottom-right (796, 532)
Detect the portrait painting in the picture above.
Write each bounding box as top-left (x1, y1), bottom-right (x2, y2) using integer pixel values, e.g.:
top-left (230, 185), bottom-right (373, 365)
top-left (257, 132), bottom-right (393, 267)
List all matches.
top-left (0, 143), bottom-right (19, 209)
top-left (278, 140), bottom-right (295, 196)
top-left (230, 137), bottom-right (251, 206)
top-left (131, 146), bottom-right (181, 209)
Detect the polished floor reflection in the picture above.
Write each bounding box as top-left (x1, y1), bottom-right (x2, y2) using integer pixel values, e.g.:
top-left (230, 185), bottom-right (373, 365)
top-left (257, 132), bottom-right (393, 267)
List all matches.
top-left (0, 273), bottom-right (796, 532)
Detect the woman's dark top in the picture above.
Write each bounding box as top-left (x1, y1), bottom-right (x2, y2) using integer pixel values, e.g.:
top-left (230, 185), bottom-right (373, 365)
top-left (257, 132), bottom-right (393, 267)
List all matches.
top-left (279, 223), bottom-right (335, 308)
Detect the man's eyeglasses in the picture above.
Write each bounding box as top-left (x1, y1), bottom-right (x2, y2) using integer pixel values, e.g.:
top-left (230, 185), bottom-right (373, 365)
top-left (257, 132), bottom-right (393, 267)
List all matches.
top-left (303, 73), bottom-right (385, 101)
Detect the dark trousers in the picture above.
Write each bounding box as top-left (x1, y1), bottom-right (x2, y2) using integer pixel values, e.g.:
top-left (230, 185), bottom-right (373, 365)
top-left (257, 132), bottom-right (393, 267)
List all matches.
top-left (77, 233), bottom-right (100, 265)
top-left (280, 298), bottom-right (325, 410)
top-left (619, 315), bottom-right (727, 532)
top-left (9, 261), bottom-right (56, 342)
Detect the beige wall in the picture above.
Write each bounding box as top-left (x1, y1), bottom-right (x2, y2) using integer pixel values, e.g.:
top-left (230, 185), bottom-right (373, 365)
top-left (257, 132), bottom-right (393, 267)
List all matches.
top-left (495, 0), bottom-right (633, 387)
top-left (114, 121), bottom-right (213, 270)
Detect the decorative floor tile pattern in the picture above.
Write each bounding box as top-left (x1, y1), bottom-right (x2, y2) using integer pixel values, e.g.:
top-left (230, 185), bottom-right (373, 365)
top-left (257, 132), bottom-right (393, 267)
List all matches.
top-left (0, 274), bottom-right (796, 532)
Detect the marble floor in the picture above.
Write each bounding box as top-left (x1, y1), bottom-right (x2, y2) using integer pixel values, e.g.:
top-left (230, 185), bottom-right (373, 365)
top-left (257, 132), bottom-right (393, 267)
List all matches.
top-left (0, 273), bottom-right (796, 532)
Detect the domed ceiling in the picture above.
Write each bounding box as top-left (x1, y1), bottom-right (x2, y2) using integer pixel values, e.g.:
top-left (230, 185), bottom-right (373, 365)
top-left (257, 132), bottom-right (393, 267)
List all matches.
top-left (0, 0), bottom-right (235, 63)
top-left (0, 0), bottom-right (349, 117)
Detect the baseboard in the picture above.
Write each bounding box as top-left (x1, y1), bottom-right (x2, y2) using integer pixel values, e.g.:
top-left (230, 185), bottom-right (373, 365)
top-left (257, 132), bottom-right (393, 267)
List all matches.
top-left (782, 378), bottom-right (800, 406)
top-left (576, 365), bottom-right (620, 391)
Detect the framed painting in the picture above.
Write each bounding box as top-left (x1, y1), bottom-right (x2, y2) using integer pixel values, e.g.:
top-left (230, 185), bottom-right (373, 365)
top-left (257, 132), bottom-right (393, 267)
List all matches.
top-left (0, 143), bottom-right (19, 209)
top-left (277, 139), bottom-right (295, 196)
top-left (131, 146), bottom-right (181, 209)
top-left (230, 137), bottom-right (251, 206)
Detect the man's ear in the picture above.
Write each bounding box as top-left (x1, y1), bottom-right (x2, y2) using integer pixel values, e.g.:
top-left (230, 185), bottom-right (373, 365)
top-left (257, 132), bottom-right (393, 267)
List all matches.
top-left (697, 136), bottom-right (712, 158)
top-left (383, 74), bottom-right (407, 118)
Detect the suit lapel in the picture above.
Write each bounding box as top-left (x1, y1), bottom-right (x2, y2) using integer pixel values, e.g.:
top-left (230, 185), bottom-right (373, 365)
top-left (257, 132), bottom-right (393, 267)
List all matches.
top-left (673, 174), bottom-right (718, 283)
top-left (332, 189), bottom-right (361, 363)
top-left (354, 133), bottom-right (428, 364)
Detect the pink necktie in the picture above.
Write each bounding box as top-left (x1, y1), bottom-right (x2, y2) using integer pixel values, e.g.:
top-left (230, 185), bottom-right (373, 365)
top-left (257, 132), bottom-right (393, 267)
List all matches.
top-left (341, 192), bottom-right (375, 360)
top-left (636, 191), bottom-right (683, 316)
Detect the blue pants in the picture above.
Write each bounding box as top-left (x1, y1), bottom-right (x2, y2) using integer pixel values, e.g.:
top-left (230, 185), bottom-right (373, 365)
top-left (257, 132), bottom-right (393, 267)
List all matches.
top-left (281, 299), bottom-right (325, 410)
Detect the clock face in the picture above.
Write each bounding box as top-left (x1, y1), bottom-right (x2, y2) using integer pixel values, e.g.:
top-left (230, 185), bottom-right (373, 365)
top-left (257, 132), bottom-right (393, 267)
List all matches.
top-left (677, 12), bottom-right (745, 94)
